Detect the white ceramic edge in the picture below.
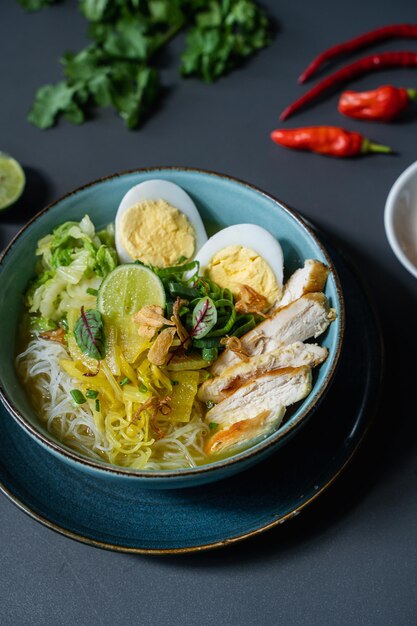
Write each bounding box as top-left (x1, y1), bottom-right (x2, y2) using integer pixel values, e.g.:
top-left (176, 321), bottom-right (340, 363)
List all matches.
top-left (384, 159), bottom-right (417, 279)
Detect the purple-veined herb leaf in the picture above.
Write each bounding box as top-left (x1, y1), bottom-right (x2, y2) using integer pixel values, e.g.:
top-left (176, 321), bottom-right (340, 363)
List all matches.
top-left (74, 307), bottom-right (107, 360)
top-left (190, 297), bottom-right (217, 339)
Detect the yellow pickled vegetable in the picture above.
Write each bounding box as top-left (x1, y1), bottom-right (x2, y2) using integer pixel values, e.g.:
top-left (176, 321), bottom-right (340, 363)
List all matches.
top-left (169, 371), bottom-right (199, 422)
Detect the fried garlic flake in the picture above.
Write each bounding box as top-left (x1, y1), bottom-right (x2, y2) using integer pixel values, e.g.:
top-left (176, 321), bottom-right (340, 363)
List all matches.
top-left (39, 328), bottom-right (66, 344)
top-left (171, 297), bottom-right (191, 349)
top-left (148, 327), bottom-right (176, 366)
top-left (220, 335), bottom-right (250, 362)
top-left (235, 284), bottom-right (270, 317)
top-left (133, 305), bottom-right (174, 338)
top-left (132, 396), bottom-right (173, 439)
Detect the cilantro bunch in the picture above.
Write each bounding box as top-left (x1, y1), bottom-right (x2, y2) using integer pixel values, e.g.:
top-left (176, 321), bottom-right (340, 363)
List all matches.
top-left (18, 0), bottom-right (272, 130)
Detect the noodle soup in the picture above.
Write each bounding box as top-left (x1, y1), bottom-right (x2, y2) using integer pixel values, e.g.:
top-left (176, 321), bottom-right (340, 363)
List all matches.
top-left (16, 183), bottom-right (336, 470)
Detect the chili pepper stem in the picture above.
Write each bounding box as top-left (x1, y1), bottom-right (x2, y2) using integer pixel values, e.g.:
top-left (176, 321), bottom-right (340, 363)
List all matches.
top-left (362, 139), bottom-right (393, 154)
top-left (406, 88), bottom-right (417, 100)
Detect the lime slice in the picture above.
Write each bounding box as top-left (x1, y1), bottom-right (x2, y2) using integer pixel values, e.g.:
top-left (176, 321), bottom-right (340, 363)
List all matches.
top-left (0, 153), bottom-right (25, 210)
top-left (98, 264), bottom-right (166, 321)
top-left (98, 264), bottom-right (166, 363)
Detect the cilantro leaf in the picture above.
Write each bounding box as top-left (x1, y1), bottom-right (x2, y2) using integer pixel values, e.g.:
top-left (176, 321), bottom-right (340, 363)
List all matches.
top-left (112, 65), bottom-right (160, 128)
top-left (18, 0), bottom-right (56, 11)
top-left (23, 0), bottom-right (272, 129)
top-left (181, 0), bottom-right (271, 82)
top-left (79, 0), bottom-right (110, 22)
top-left (28, 82), bottom-right (77, 129)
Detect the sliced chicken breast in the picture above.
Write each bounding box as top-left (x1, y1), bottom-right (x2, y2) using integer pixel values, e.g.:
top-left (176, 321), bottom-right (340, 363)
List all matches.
top-left (279, 259), bottom-right (330, 308)
top-left (211, 292), bottom-right (336, 376)
top-left (206, 366), bottom-right (312, 426)
top-left (199, 341), bottom-right (327, 404)
top-left (205, 406), bottom-right (285, 455)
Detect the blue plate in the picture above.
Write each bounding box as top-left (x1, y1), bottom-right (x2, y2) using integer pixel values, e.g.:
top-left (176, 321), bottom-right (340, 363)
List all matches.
top-left (0, 235), bottom-right (382, 553)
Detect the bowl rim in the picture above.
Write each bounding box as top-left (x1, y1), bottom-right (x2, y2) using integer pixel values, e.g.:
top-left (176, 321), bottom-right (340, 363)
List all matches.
top-left (0, 166), bottom-right (345, 479)
top-left (384, 159), bottom-right (417, 279)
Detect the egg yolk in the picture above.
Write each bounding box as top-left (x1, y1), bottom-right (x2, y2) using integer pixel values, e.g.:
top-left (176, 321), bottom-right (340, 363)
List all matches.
top-left (205, 245), bottom-right (281, 305)
top-left (119, 199), bottom-right (196, 267)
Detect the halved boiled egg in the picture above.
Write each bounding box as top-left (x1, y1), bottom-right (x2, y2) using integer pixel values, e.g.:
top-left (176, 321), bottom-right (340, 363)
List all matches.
top-left (115, 180), bottom-right (207, 267)
top-left (194, 224), bottom-right (284, 306)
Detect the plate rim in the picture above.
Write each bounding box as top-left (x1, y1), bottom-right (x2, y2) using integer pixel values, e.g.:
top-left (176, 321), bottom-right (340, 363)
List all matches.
top-left (0, 166), bottom-right (345, 479)
top-left (0, 241), bottom-right (383, 555)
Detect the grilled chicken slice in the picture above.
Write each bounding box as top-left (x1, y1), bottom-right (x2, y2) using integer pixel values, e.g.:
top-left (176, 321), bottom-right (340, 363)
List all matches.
top-left (279, 259), bottom-right (330, 308)
top-left (211, 292), bottom-right (336, 376)
top-left (199, 341), bottom-right (327, 404)
top-left (206, 366), bottom-right (312, 426)
top-left (205, 407), bottom-right (285, 455)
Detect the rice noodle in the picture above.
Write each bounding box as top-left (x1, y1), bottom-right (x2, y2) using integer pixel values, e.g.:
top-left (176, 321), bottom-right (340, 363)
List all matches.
top-left (16, 337), bottom-right (209, 470)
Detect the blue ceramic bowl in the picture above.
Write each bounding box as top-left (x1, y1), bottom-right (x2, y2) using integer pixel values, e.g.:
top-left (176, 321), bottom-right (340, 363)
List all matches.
top-left (0, 168), bottom-right (344, 489)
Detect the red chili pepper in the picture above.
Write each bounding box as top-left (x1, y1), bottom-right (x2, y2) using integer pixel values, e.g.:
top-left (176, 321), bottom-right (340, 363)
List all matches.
top-left (280, 52), bottom-right (417, 121)
top-left (270, 127), bottom-right (392, 158)
top-left (299, 24), bottom-right (417, 83)
top-left (338, 85), bottom-right (417, 121)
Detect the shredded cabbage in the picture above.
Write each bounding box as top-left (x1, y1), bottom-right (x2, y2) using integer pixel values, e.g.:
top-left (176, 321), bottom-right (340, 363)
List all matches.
top-left (26, 215), bottom-right (117, 325)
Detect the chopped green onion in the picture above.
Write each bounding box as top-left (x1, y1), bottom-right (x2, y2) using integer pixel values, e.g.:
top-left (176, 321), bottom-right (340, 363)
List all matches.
top-left (202, 347), bottom-right (218, 361)
top-left (177, 255), bottom-right (188, 264)
top-left (167, 282), bottom-right (200, 299)
top-left (156, 260), bottom-right (198, 277)
top-left (172, 380), bottom-right (179, 386)
top-left (206, 401), bottom-right (215, 409)
top-left (138, 383), bottom-right (148, 393)
top-left (87, 287), bottom-right (99, 296)
top-left (70, 389), bottom-right (86, 405)
top-left (95, 399), bottom-right (100, 412)
top-left (231, 315), bottom-right (256, 338)
top-left (86, 389), bottom-right (99, 399)
top-left (60, 317), bottom-right (69, 331)
top-left (209, 422), bottom-right (218, 431)
top-left (120, 377), bottom-right (130, 387)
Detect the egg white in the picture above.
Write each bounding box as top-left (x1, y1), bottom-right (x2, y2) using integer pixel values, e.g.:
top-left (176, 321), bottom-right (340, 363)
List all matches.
top-left (193, 224), bottom-right (284, 289)
top-left (115, 180), bottom-right (208, 263)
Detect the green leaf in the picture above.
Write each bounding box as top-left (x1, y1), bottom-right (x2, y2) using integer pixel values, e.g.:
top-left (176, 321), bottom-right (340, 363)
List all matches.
top-left (74, 307), bottom-right (107, 360)
top-left (79, 0), bottom-right (110, 22)
top-left (63, 101), bottom-right (85, 125)
top-left (18, 0), bottom-right (56, 11)
top-left (191, 297), bottom-right (217, 339)
top-left (181, 0), bottom-right (271, 82)
top-left (28, 82), bottom-right (76, 129)
top-left (112, 65), bottom-right (160, 129)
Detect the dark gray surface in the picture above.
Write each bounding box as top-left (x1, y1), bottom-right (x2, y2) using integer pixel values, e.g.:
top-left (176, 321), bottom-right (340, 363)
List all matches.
top-left (1, 1), bottom-right (417, 624)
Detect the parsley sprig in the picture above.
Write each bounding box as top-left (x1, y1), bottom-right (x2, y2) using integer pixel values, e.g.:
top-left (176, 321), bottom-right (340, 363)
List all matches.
top-left (19, 0), bottom-right (272, 130)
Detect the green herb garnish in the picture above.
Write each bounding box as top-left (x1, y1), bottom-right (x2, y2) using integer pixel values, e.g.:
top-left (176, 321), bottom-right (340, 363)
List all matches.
top-left (70, 389), bottom-right (87, 405)
top-left (190, 297), bottom-right (217, 339)
top-left (86, 389), bottom-right (99, 399)
top-left (172, 380), bottom-right (179, 386)
top-left (95, 399), bottom-right (100, 412)
top-left (74, 306), bottom-right (107, 360)
top-left (86, 287), bottom-right (99, 297)
top-left (138, 383), bottom-right (148, 393)
top-left (120, 377), bottom-right (130, 387)
top-left (21, 0), bottom-right (272, 130)
top-left (208, 422), bottom-right (218, 431)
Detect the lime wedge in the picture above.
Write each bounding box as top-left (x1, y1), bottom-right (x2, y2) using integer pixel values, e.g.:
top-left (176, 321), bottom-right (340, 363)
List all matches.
top-left (0, 153), bottom-right (25, 210)
top-left (97, 264), bottom-right (166, 363)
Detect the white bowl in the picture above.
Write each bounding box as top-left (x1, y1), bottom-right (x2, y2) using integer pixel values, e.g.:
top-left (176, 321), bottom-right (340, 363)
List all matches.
top-left (385, 160), bottom-right (417, 279)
